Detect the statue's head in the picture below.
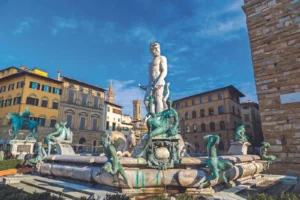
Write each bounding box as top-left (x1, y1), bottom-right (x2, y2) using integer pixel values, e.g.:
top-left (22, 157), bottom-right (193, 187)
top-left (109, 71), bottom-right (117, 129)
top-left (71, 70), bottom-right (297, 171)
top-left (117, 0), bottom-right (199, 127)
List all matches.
top-left (166, 98), bottom-right (173, 109)
top-left (55, 123), bottom-right (60, 129)
top-left (262, 142), bottom-right (270, 148)
top-left (237, 124), bottom-right (245, 133)
top-left (150, 42), bottom-right (160, 57)
top-left (5, 113), bottom-right (12, 120)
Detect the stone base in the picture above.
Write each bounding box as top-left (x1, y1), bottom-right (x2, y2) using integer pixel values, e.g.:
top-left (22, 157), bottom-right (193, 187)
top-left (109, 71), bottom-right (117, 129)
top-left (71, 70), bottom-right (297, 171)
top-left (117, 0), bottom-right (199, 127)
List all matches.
top-left (9, 140), bottom-right (36, 156)
top-left (228, 141), bottom-right (251, 155)
top-left (55, 142), bottom-right (75, 155)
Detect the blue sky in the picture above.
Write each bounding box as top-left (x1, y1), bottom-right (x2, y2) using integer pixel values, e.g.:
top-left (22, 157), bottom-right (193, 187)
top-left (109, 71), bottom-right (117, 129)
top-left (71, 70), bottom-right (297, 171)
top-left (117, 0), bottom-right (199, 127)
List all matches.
top-left (0, 0), bottom-right (257, 116)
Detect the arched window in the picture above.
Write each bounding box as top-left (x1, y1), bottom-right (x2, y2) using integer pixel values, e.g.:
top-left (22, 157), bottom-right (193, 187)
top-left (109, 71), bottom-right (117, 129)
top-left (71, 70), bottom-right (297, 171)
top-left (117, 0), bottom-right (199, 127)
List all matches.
top-left (220, 121), bottom-right (226, 130)
top-left (192, 111), bottom-right (197, 119)
top-left (78, 137), bottom-right (86, 153)
top-left (209, 108), bottom-right (214, 116)
top-left (200, 109), bottom-right (205, 117)
top-left (185, 112), bottom-right (189, 120)
top-left (218, 140), bottom-right (225, 151)
top-left (201, 123), bottom-right (206, 132)
top-left (218, 106), bottom-right (224, 114)
top-left (193, 124), bottom-right (197, 132)
top-left (186, 125), bottom-right (190, 133)
top-left (176, 103), bottom-right (180, 109)
top-left (210, 122), bottom-right (215, 131)
top-left (195, 143), bottom-right (200, 153)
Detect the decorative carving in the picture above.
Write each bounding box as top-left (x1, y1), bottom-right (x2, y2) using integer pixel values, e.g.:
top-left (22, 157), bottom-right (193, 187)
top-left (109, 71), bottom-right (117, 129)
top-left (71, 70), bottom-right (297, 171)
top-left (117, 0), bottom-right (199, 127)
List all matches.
top-left (260, 142), bottom-right (276, 169)
top-left (200, 135), bottom-right (233, 189)
top-left (97, 134), bottom-right (128, 185)
top-left (25, 142), bottom-right (47, 167)
top-left (6, 107), bottom-right (38, 141)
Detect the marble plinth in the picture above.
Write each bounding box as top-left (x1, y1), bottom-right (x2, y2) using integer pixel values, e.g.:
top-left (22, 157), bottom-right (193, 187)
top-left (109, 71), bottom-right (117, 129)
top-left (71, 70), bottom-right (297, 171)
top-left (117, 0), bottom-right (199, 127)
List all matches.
top-left (55, 142), bottom-right (75, 155)
top-left (9, 140), bottom-right (36, 156)
top-left (228, 141), bottom-right (251, 155)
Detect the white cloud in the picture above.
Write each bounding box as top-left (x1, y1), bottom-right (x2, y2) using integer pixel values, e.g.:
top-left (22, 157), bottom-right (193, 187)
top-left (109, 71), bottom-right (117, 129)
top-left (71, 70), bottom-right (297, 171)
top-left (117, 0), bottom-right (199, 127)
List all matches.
top-left (13, 18), bottom-right (35, 35)
top-left (187, 77), bottom-right (200, 82)
top-left (109, 79), bottom-right (146, 116)
top-left (52, 17), bottom-right (78, 35)
top-left (126, 24), bottom-right (156, 44)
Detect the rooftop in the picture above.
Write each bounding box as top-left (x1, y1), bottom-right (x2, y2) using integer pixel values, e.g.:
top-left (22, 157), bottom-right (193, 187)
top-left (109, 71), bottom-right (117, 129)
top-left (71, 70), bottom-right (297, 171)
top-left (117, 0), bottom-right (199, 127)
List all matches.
top-left (174, 85), bottom-right (245, 102)
top-left (105, 100), bottom-right (123, 108)
top-left (60, 76), bottom-right (106, 92)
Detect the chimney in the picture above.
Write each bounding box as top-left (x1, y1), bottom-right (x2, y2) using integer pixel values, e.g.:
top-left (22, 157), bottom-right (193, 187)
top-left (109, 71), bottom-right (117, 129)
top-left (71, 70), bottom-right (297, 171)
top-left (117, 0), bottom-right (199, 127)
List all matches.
top-left (57, 70), bottom-right (61, 80)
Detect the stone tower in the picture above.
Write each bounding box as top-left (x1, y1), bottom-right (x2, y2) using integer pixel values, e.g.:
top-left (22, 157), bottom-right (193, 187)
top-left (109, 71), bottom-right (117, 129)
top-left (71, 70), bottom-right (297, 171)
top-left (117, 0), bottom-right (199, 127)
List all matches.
top-left (106, 81), bottom-right (114, 103)
top-left (133, 100), bottom-right (142, 121)
top-left (243, 0), bottom-right (300, 176)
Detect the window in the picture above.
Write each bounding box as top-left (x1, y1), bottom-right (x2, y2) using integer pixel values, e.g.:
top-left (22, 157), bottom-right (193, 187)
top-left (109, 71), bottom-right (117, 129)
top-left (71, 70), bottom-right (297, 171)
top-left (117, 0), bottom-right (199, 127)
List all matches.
top-left (82, 94), bottom-right (88, 106)
top-left (244, 114), bottom-right (250, 122)
top-left (26, 97), bottom-right (39, 106)
top-left (220, 121), bottom-right (226, 130)
top-left (0, 100), bottom-right (4, 107)
top-left (106, 121), bottom-right (110, 130)
top-left (232, 106), bottom-right (235, 114)
top-left (209, 108), bottom-right (214, 116)
top-left (94, 96), bottom-right (99, 108)
top-left (88, 88), bottom-right (92, 94)
top-left (118, 118), bottom-right (120, 122)
top-left (8, 84), bottom-right (14, 91)
top-left (107, 106), bottom-right (110, 112)
top-left (186, 125), bottom-right (190, 133)
top-left (185, 101), bottom-right (188, 107)
top-left (53, 88), bottom-right (61, 95)
top-left (200, 109), bottom-right (205, 117)
top-left (52, 102), bottom-right (59, 109)
top-left (185, 112), bottom-right (189, 120)
top-left (192, 99), bottom-right (195, 105)
top-left (176, 103), bottom-right (180, 109)
top-left (13, 97), bottom-right (21, 105)
top-left (218, 93), bottom-right (223, 100)
top-left (41, 100), bottom-right (48, 107)
top-left (17, 81), bottom-right (24, 89)
top-left (66, 115), bottom-right (72, 128)
top-left (208, 95), bottom-right (212, 102)
top-left (201, 123), bottom-right (206, 132)
top-left (68, 90), bottom-right (74, 103)
top-left (42, 85), bottom-right (49, 92)
top-left (80, 117), bottom-right (86, 129)
top-left (93, 118), bottom-right (97, 131)
top-left (112, 122), bottom-right (116, 131)
top-left (0, 86), bottom-right (6, 93)
top-left (243, 106), bottom-right (249, 109)
top-left (218, 106), bottom-right (224, 114)
top-left (50, 119), bottom-right (57, 127)
top-left (210, 122), bottom-right (215, 131)
top-left (200, 97), bottom-right (204, 104)
top-left (29, 82), bottom-right (40, 90)
top-left (192, 111), bottom-right (197, 118)
top-left (5, 99), bottom-right (12, 107)
top-left (38, 118), bottom-right (46, 126)
top-left (193, 124), bottom-right (197, 132)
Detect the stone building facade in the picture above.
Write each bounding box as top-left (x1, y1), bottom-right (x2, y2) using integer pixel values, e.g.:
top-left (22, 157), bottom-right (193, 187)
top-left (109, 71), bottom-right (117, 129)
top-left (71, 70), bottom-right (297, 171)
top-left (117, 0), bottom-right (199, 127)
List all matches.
top-left (243, 0), bottom-right (300, 176)
top-left (241, 100), bottom-right (264, 148)
top-left (173, 85), bottom-right (244, 153)
top-left (133, 100), bottom-right (142, 121)
top-left (58, 75), bottom-right (106, 153)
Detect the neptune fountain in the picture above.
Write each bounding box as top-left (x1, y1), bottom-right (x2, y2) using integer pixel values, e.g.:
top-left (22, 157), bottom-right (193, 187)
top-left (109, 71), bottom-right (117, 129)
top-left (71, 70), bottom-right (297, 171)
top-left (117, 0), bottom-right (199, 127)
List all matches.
top-left (36, 42), bottom-right (277, 198)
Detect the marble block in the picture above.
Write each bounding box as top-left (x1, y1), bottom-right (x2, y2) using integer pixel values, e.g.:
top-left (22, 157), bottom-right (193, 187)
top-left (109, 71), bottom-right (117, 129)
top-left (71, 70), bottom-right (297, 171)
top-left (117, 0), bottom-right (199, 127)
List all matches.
top-left (55, 142), bottom-right (75, 155)
top-left (228, 142), bottom-right (251, 155)
top-left (10, 140), bottom-right (35, 156)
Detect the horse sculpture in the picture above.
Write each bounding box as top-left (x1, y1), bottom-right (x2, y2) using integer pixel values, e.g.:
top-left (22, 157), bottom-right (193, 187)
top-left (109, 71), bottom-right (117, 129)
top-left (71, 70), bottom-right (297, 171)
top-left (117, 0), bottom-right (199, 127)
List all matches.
top-left (5, 108), bottom-right (38, 141)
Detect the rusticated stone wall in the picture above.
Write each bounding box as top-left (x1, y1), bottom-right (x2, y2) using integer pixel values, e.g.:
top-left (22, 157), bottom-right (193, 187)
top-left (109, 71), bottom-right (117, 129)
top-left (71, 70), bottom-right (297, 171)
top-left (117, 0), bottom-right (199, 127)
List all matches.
top-left (243, 0), bottom-right (300, 175)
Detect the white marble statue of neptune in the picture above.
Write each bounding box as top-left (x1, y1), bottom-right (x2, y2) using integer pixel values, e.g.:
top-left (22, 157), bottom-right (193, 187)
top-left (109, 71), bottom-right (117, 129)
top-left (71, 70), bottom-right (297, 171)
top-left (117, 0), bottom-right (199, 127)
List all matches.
top-left (139, 42), bottom-right (168, 113)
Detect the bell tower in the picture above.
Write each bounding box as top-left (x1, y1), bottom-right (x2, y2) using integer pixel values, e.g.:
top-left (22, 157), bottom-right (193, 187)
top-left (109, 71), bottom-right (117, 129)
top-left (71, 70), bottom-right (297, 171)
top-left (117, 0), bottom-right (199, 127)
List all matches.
top-left (106, 81), bottom-right (114, 103)
top-left (133, 100), bottom-right (142, 121)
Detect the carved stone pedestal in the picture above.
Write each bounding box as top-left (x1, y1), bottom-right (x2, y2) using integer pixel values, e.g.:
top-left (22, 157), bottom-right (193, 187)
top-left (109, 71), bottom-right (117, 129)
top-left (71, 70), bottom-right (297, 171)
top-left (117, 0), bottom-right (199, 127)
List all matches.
top-left (228, 141), bottom-right (251, 155)
top-left (10, 140), bottom-right (36, 156)
top-left (145, 133), bottom-right (180, 169)
top-left (55, 142), bottom-right (75, 155)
